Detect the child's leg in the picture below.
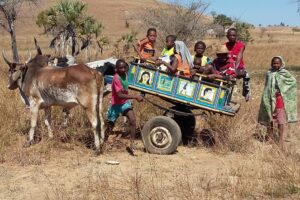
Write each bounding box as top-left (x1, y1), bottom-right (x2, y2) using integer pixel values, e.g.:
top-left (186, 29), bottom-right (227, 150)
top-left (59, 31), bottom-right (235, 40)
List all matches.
top-left (105, 104), bottom-right (120, 141)
top-left (278, 124), bottom-right (284, 149)
top-left (105, 121), bottom-right (115, 141)
top-left (124, 109), bottom-right (136, 146)
top-left (266, 122), bottom-right (274, 141)
top-left (275, 108), bottom-right (286, 149)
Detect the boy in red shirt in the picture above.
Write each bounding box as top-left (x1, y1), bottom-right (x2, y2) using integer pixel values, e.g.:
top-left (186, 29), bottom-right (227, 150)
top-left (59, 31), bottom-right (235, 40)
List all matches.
top-left (225, 28), bottom-right (250, 101)
top-left (106, 59), bottom-right (143, 155)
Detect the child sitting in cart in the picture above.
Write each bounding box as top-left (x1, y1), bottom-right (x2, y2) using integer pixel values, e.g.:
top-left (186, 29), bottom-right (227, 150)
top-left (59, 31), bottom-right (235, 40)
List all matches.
top-left (133, 28), bottom-right (157, 62)
top-left (156, 35), bottom-right (176, 71)
top-left (160, 35), bottom-right (176, 57)
top-left (206, 45), bottom-right (236, 81)
top-left (156, 40), bottom-right (193, 77)
top-left (106, 59), bottom-right (143, 156)
top-left (192, 41), bottom-right (213, 75)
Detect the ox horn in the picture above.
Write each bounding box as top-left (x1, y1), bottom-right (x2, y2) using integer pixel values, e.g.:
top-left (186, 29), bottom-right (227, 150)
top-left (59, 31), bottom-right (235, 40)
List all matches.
top-left (2, 50), bottom-right (12, 66)
top-left (25, 50), bottom-right (32, 64)
top-left (34, 37), bottom-right (42, 55)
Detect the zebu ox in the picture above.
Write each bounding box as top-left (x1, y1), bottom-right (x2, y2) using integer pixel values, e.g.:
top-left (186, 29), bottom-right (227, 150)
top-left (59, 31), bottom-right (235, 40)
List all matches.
top-left (3, 51), bottom-right (106, 155)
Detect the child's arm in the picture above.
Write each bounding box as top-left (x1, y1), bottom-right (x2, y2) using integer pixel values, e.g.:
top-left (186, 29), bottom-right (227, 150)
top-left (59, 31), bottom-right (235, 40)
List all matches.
top-left (156, 57), bottom-right (178, 73)
top-left (133, 38), bottom-right (149, 60)
top-left (235, 46), bottom-right (245, 70)
top-left (206, 64), bottom-right (223, 79)
top-left (116, 91), bottom-right (143, 102)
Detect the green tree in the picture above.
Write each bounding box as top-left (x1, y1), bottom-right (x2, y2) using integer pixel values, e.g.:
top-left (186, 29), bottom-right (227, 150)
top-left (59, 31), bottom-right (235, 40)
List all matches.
top-left (136, 0), bottom-right (210, 48)
top-left (213, 14), bottom-right (234, 29)
top-left (235, 21), bottom-right (254, 43)
top-left (0, 0), bottom-right (38, 62)
top-left (36, 0), bottom-right (105, 57)
top-left (113, 31), bottom-right (138, 58)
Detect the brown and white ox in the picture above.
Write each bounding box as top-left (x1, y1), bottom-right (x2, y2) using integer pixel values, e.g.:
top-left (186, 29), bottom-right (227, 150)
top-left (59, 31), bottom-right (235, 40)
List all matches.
top-left (3, 51), bottom-right (106, 155)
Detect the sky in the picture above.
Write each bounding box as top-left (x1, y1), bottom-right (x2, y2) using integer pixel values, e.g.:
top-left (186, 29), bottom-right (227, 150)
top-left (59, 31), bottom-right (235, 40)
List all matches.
top-left (167, 0), bottom-right (300, 27)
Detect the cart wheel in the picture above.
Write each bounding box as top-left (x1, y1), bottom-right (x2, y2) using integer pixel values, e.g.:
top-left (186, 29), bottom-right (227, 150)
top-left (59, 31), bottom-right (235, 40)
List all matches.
top-left (170, 106), bottom-right (196, 145)
top-left (142, 116), bottom-right (181, 154)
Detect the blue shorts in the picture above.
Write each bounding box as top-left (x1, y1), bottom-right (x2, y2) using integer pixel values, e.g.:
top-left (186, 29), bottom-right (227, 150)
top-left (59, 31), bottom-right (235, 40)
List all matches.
top-left (106, 101), bottom-right (132, 123)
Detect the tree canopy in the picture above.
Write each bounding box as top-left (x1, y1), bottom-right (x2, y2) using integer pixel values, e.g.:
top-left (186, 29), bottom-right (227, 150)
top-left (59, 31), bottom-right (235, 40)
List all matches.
top-left (36, 0), bottom-right (105, 56)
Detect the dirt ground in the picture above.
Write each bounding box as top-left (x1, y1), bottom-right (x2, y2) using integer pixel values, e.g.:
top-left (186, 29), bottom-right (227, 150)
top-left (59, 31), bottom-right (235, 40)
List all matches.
top-left (0, 132), bottom-right (299, 200)
top-left (0, 0), bottom-right (300, 199)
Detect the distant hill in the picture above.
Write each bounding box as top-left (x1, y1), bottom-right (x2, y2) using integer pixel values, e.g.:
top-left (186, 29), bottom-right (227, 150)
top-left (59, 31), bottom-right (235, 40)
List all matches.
top-left (7, 0), bottom-right (157, 38)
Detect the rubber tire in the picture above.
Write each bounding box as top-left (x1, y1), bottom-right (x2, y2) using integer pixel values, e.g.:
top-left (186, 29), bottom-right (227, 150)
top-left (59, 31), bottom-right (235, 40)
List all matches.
top-left (142, 116), bottom-right (182, 154)
top-left (170, 106), bottom-right (196, 145)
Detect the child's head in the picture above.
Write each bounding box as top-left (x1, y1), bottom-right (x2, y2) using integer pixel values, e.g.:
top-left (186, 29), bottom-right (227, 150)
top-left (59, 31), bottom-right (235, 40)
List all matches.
top-left (165, 35), bottom-right (177, 49)
top-left (147, 28), bottom-right (157, 43)
top-left (194, 41), bottom-right (206, 55)
top-left (216, 45), bottom-right (228, 62)
top-left (271, 56), bottom-right (284, 71)
top-left (226, 28), bottom-right (237, 43)
top-left (116, 59), bottom-right (129, 75)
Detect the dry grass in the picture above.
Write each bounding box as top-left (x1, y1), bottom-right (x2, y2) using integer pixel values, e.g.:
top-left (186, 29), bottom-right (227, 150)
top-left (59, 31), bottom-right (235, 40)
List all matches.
top-left (0, 1), bottom-right (300, 199)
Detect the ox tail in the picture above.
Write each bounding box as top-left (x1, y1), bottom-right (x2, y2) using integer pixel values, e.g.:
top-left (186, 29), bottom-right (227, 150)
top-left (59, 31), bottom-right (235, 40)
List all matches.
top-left (93, 70), bottom-right (105, 145)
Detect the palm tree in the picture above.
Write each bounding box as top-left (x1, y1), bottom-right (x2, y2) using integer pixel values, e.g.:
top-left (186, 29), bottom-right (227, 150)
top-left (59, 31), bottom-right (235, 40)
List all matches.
top-left (36, 0), bottom-right (105, 57)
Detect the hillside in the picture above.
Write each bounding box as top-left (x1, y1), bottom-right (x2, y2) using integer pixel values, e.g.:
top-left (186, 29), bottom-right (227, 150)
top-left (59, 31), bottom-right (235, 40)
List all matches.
top-left (0, 1), bottom-right (299, 199)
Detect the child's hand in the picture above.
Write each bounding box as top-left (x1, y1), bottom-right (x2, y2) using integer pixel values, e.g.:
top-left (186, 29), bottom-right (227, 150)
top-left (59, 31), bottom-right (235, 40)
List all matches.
top-left (136, 95), bottom-right (143, 102)
top-left (155, 59), bottom-right (162, 66)
top-left (140, 57), bottom-right (146, 62)
top-left (190, 69), bottom-right (197, 75)
top-left (207, 74), bottom-right (217, 79)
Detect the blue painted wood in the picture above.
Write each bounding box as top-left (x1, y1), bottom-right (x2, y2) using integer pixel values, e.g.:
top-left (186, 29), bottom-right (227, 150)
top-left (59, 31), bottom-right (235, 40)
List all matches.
top-left (105, 62), bottom-right (236, 115)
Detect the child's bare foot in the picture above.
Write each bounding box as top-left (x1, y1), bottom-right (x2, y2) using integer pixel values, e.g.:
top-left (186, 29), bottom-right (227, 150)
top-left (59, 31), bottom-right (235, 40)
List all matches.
top-left (126, 145), bottom-right (136, 156)
top-left (244, 93), bottom-right (251, 102)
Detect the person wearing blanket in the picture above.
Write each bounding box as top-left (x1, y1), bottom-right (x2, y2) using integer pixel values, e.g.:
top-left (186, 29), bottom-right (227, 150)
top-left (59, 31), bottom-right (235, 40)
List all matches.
top-left (258, 56), bottom-right (297, 150)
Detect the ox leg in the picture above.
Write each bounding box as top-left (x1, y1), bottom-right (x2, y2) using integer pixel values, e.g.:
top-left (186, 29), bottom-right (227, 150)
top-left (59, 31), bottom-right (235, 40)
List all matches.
top-left (99, 90), bottom-right (105, 148)
top-left (62, 108), bottom-right (70, 128)
top-left (85, 108), bottom-right (101, 155)
top-left (44, 107), bottom-right (53, 138)
top-left (25, 102), bottom-right (39, 147)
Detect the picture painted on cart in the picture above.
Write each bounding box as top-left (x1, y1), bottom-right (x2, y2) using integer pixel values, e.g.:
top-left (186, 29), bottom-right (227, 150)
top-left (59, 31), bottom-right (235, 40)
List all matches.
top-left (200, 87), bottom-right (215, 102)
top-left (178, 81), bottom-right (195, 97)
top-left (139, 71), bottom-right (152, 85)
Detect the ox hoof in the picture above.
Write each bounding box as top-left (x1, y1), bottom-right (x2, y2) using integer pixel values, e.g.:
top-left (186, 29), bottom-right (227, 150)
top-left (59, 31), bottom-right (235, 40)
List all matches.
top-left (23, 140), bottom-right (34, 148)
top-left (94, 150), bottom-right (101, 156)
top-left (94, 148), bottom-right (103, 156)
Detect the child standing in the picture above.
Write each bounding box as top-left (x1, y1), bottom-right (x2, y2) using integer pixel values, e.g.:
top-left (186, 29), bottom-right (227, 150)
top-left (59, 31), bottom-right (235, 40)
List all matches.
top-left (133, 28), bottom-right (157, 61)
top-left (258, 56), bottom-right (297, 149)
top-left (106, 59), bottom-right (143, 155)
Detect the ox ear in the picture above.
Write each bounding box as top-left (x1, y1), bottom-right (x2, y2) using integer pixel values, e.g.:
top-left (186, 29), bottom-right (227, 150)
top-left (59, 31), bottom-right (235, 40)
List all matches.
top-left (2, 50), bottom-right (14, 68)
top-left (34, 37), bottom-right (42, 55)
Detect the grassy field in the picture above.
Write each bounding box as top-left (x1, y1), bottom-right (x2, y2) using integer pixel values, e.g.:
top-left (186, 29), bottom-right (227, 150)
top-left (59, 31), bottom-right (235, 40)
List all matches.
top-left (0, 0), bottom-right (300, 199)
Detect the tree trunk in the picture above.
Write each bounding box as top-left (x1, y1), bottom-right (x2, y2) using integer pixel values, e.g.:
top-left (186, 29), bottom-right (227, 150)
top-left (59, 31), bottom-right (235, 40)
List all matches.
top-left (9, 20), bottom-right (19, 62)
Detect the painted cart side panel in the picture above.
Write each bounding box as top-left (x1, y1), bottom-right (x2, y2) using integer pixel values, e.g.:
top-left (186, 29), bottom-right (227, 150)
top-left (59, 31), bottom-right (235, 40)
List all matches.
top-left (104, 63), bottom-right (237, 116)
top-left (129, 63), bottom-right (235, 114)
